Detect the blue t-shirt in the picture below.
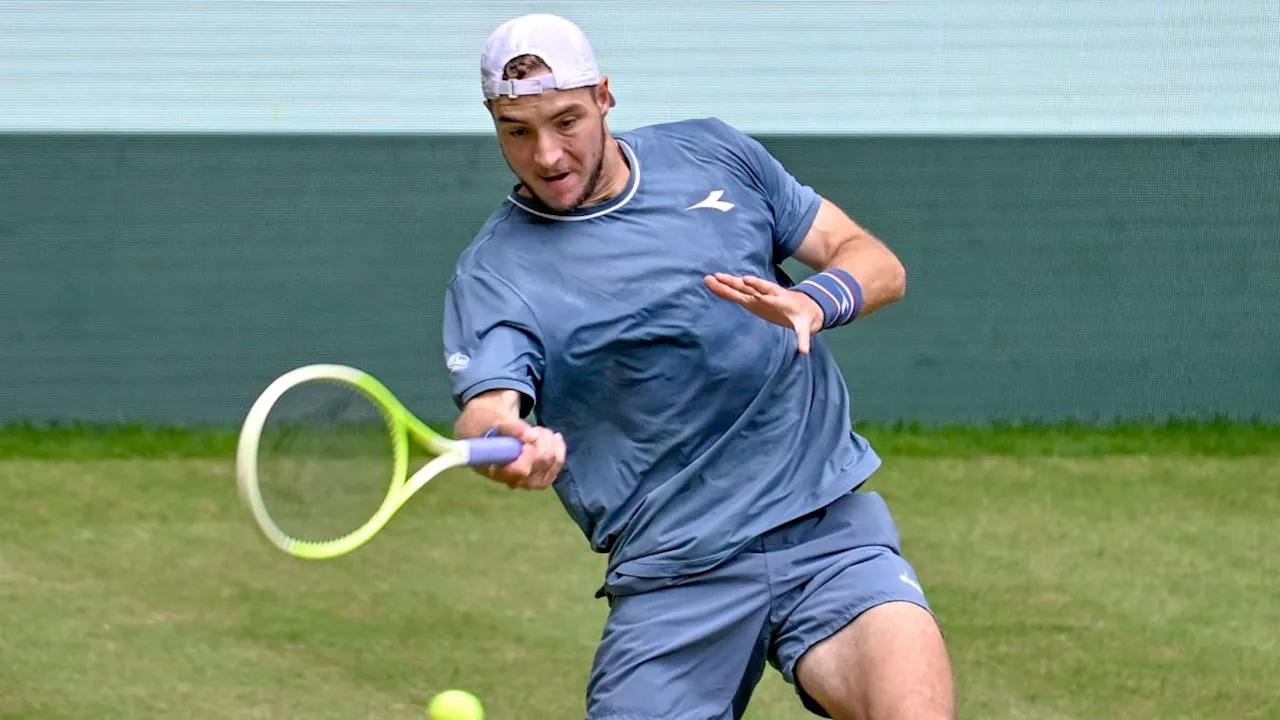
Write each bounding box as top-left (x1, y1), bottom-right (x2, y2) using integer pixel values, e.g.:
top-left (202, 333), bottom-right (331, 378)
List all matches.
top-left (442, 117), bottom-right (881, 580)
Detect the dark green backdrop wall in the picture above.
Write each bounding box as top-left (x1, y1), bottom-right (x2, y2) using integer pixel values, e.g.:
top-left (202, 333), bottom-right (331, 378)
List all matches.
top-left (2, 134), bottom-right (1277, 425)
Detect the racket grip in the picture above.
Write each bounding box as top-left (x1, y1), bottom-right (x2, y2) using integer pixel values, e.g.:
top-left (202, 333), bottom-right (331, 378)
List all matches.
top-left (463, 436), bottom-right (524, 466)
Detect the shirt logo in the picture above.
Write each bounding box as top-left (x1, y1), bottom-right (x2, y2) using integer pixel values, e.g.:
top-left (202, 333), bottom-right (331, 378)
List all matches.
top-left (899, 572), bottom-right (923, 594)
top-left (686, 190), bottom-right (735, 212)
top-left (446, 352), bottom-right (470, 373)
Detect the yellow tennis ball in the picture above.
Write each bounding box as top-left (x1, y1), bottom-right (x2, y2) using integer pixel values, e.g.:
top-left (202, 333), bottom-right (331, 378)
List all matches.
top-left (426, 689), bottom-right (484, 720)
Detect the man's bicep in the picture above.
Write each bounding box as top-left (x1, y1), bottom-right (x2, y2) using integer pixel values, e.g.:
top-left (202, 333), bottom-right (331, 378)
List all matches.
top-left (442, 272), bottom-right (544, 417)
top-left (789, 197), bottom-right (853, 271)
top-left (790, 197), bottom-right (895, 273)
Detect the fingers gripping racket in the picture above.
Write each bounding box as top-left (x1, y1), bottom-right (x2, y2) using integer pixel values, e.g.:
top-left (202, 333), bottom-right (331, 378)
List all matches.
top-left (235, 363), bottom-right (522, 559)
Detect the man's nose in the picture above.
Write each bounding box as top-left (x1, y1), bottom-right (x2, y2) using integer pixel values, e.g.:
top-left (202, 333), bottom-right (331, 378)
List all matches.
top-left (534, 133), bottom-right (564, 170)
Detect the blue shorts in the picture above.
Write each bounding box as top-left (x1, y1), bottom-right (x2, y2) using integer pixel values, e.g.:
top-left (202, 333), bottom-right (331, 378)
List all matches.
top-left (585, 490), bottom-right (933, 719)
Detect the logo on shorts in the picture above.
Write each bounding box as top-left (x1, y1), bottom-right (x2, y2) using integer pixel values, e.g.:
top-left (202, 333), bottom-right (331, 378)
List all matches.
top-left (898, 572), bottom-right (923, 594)
top-left (446, 352), bottom-right (470, 373)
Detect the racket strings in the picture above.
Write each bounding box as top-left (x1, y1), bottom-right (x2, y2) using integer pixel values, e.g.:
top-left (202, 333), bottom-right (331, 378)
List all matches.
top-left (254, 378), bottom-right (397, 545)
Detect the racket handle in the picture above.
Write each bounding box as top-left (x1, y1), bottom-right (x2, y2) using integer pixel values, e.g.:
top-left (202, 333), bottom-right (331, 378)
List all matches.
top-left (463, 436), bottom-right (524, 466)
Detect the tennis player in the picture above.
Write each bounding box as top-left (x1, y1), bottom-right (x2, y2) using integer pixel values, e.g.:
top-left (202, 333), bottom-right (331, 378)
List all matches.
top-left (442, 13), bottom-right (954, 720)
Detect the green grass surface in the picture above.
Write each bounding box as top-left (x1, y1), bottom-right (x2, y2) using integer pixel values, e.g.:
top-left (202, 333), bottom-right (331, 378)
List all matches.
top-left (3, 427), bottom-right (1279, 718)
top-left (5, 418), bottom-right (1280, 459)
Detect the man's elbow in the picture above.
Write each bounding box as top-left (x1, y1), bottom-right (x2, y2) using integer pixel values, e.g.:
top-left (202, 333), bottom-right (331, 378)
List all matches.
top-left (884, 250), bottom-right (907, 303)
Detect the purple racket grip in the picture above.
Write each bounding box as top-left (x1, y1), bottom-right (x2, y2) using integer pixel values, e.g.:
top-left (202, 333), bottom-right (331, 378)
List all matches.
top-left (463, 436), bottom-right (524, 466)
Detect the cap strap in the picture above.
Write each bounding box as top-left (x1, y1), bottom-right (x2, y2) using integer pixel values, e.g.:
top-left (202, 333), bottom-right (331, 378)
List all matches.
top-left (493, 74), bottom-right (560, 98)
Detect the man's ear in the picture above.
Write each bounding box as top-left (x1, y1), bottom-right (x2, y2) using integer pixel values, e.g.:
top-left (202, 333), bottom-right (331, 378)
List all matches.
top-left (595, 77), bottom-right (613, 113)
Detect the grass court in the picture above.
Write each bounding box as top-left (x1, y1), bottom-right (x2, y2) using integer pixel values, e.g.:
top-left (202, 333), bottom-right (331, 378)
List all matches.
top-left (2, 423), bottom-right (1277, 718)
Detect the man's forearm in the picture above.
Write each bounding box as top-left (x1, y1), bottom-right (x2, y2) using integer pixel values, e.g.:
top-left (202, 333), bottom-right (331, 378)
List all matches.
top-left (793, 231), bottom-right (906, 330)
top-left (790, 198), bottom-right (907, 326)
top-left (454, 389), bottom-right (524, 439)
top-left (823, 233), bottom-right (906, 318)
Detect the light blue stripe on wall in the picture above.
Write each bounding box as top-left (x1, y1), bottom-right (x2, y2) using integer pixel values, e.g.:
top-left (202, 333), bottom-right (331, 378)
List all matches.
top-left (2, 0), bottom-right (1277, 134)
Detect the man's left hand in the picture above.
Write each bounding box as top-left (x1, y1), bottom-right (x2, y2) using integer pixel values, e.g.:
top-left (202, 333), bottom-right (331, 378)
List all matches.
top-left (704, 273), bottom-right (824, 354)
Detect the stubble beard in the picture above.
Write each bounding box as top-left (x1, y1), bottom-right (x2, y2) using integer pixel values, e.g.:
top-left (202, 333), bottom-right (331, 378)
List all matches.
top-left (518, 124), bottom-right (608, 213)
top-left (564, 125), bottom-right (608, 212)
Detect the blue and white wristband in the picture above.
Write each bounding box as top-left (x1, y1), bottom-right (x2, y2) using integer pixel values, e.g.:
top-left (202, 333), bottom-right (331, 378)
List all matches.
top-left (794, 268), bottom-right (864, 329)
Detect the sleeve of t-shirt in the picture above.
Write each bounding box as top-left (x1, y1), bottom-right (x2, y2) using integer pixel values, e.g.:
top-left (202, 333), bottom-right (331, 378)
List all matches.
top-left (712, 118), bottom-right (823, 262)
top-left (441, 270), bottom-right (544, 417)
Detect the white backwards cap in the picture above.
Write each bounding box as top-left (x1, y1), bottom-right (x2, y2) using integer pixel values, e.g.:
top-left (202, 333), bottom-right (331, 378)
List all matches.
top-left (480, 14), bottom-right (614, 105)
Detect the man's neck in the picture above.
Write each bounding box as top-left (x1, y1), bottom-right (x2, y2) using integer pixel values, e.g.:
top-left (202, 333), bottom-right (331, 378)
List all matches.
top-left (580, 137), bottom-right (631, 207)
top-left (601, 137), bottom-right (632, 197)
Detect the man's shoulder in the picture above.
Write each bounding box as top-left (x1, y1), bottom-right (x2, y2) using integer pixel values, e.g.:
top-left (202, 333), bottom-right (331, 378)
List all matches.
top-left (622, 117), bottom-right (763, 177)
top-left (624, 116), bottom-right (749, 149)
top-left (455, 202), bottom-right (526, 277)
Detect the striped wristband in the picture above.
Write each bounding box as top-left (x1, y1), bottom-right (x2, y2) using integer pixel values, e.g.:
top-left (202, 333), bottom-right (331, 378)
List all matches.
top-left (794, 268), bottom-right (864, 329)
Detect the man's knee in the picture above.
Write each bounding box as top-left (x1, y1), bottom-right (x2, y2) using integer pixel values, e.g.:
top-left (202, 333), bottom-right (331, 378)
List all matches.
top-left (794, 601), bottom-right (954, 720)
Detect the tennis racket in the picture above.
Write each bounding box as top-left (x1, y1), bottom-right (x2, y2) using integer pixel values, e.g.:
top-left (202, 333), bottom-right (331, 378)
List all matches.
top-left (235, 363), bottom-right (522, 559)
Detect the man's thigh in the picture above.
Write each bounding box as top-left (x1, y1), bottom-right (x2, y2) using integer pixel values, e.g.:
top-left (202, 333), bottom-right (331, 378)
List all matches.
top-left (766, 490), bottom-right (941, 717)
top-left (794, 600), bottom-right (954, 720)
top-left (586, 556), bottom-right (772, 720)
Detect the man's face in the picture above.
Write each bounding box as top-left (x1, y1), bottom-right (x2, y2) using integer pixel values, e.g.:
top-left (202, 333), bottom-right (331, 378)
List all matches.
top-left (489, 81), bottom-right (611, 213)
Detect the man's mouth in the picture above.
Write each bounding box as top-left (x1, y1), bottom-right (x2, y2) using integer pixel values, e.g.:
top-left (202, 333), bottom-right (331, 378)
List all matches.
top-left (543, 172), bottom-right (571, 187)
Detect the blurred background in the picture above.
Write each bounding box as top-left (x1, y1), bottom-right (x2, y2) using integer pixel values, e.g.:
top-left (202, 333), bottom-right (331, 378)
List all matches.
top-left (3, 0), bottom-right (1277, 427)
top-left (2, 3), bottom-right (1278, 719)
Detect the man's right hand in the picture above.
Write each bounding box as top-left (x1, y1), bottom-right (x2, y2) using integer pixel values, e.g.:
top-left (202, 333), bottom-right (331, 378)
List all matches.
top-left (455, 389), bottom-right (566, 491)
top-left (478, 418), bottom-right (566, 491)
